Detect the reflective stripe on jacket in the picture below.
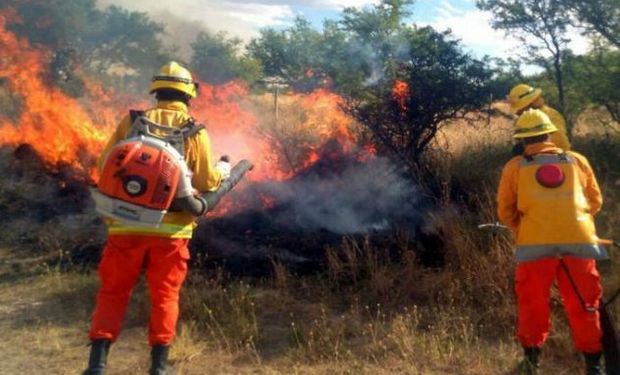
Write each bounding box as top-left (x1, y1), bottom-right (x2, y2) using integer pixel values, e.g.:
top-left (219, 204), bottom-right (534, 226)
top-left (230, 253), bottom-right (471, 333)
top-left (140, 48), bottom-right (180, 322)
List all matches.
top-left (541, 105), bottom-right (571, 151)
top-left (106, 221), bottom-right (194, 238)
top-left (497, 142), bottom-right (606, 262)
top-left (516, 243), bottom-right (607, 262)
top-left (98, 100), bottom-right (222, 239)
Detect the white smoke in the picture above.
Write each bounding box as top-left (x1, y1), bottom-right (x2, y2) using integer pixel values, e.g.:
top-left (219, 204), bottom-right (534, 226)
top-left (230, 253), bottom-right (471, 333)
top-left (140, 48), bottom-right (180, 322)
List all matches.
top-left (96, 0), bottom-right (294, 58)
top-left (249, 157), bottom-right (419, 234)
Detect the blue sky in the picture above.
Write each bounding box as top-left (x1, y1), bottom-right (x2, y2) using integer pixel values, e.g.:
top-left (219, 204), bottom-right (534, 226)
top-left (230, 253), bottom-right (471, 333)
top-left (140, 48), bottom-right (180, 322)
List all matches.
top-left (297, 0), bottom-right (510, 57)
top-left (98, 0), bottom-right (589, 63)
top-left (297, 0), bottom-right (474, 27)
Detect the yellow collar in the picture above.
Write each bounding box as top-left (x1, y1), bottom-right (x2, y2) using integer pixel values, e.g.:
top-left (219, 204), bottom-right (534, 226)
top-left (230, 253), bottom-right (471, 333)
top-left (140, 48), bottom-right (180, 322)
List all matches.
top-left (524, 141), bottom-right (563, 156)
top-left (156, 100), bottom-right (189, 113)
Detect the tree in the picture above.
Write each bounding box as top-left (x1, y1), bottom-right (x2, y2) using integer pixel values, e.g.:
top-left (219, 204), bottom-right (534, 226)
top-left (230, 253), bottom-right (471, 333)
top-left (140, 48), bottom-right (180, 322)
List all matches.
top-left (84, 6), bottom-right (167, 76)
top-left (349, 27), bottom-right (493, 169)
top-left (4, 0), bottom-right (168, 94)
top-left (339, 1), bottom-right (493, 168)
top-left (477, 0), bottom-right (571, 126)
top-left (190, 31), bottom-right (261, 85)
top-left (563, 0), bottom-right (620, 47)
top-left (340, 0), bottom-right (413, 45)
top-left (247, 2), bottom-right (415, 95)
top-left (488, 57), bottom-right (526, 101)
top-left (332, 0), bottom-right (413, 95)
top-left (247, 17), bottom-right (323, 84)
top-left (564, 47), bottom-right (620, 123)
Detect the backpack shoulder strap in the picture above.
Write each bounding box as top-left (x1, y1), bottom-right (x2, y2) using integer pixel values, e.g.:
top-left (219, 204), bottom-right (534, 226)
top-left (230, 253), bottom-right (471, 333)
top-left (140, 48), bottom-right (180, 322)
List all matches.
top-left (129, 110), bottom-right (145, 124)
top-left (180, 118), bottom-right (205, 139)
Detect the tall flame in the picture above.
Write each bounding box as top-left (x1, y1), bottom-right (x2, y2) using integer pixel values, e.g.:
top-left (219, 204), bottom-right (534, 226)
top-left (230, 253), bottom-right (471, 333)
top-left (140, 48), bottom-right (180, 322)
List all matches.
top-left (0, 9), bottom-right (369, 216)
top-left (0, 11), bottom-right (117, 181)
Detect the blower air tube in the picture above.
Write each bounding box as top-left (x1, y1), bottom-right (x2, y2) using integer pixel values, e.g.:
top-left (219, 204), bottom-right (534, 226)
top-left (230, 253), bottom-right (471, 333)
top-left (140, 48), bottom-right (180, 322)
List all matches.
top-left (170, 159), bottom-right (253, 216)
top-left (169, 195), bottom-right (208, 216)
top-left (203, 159), bottom-right (253, 211)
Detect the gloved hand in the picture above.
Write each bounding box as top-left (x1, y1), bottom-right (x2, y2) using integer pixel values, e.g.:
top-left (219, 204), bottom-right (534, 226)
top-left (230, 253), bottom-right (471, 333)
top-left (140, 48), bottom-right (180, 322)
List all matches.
top-left (215, 157), bottom-right (231, 180)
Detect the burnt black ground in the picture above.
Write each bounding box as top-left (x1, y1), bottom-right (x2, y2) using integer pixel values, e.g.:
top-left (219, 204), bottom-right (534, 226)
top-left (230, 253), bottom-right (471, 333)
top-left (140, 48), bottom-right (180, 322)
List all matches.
top-left (0, 144), bottom-right (445, 277)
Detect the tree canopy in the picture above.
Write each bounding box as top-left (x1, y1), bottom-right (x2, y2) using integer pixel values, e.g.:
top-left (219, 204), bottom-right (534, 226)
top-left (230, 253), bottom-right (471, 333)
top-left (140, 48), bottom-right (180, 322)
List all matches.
top-left (350, 27), bottom-right (492, 169)
top-left (4, 0), bottom-right (168, 95)
top-left (248, 0), bottom-right (493, 165)
top-left (477, 0), bottom-right (571, 120)
top-left (478, 0), bottom-right (620, 128)
top-left (191, 31), bottom-right (261, 85)
top-left (563, 0), bottom-right (620, 48)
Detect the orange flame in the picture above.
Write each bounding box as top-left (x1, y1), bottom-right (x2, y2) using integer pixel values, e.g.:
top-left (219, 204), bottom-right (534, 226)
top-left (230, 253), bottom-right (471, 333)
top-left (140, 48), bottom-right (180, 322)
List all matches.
top-left (392, 80), bottom-right (410, 112)
top-left (0, 12), bottom-right (118, 181)
top-left (0, 10), bottom-right (371, 216)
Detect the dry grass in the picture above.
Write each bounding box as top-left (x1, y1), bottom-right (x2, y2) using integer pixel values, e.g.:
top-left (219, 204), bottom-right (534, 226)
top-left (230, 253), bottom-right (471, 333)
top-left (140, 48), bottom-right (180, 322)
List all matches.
top-left (0, 233), bottom-right (591, 374)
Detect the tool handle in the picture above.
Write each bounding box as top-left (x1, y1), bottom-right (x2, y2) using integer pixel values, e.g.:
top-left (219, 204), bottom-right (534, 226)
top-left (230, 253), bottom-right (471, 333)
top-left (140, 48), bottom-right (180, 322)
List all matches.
top-left (598, 239), bottom-right (620, 248)
top-left (477, 222), bottom-right (510, 230)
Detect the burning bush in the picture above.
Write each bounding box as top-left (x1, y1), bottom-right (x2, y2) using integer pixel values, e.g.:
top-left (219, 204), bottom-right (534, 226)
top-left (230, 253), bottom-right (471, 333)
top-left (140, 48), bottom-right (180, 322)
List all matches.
top-left (349, 27), bottom-right (493, 172)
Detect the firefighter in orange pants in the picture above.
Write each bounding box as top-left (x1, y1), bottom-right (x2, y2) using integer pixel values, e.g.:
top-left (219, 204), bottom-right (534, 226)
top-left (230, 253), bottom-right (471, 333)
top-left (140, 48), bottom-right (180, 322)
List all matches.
top-left (497, 109), bottom-right (608, 375)
top-left (82, 62), bottom-right (230, 375)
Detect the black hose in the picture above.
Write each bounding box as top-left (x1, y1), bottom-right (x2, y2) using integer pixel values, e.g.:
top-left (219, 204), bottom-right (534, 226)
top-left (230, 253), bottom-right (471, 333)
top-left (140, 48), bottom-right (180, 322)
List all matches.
top-left (560, 258), bottom-right (620, 374)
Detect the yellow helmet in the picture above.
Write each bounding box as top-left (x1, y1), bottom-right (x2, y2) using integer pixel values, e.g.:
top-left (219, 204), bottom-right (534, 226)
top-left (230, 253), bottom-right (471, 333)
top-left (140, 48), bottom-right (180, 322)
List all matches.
top-left (514, 108), bottom-right (558, 139)
top-left (508, 83), bottom-right (542, 113)
top-left (149, 61), bottom-right (198, 98)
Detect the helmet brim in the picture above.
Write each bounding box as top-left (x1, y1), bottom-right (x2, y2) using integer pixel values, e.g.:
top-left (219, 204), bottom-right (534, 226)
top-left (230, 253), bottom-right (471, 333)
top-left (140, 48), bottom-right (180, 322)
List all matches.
top-left (513, 125), bottom-right (558, 139)
top-left (510, 88), bottom-right (542, 113)
top-left (149, 80), bottom-right (197, 98)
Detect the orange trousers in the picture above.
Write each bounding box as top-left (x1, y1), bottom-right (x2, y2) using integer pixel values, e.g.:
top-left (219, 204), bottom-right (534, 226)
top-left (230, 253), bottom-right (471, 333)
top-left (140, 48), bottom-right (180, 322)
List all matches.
top-left (88, 235), bottom-right (190, 346)
top-left (515, 256), bottom-right (603, 353)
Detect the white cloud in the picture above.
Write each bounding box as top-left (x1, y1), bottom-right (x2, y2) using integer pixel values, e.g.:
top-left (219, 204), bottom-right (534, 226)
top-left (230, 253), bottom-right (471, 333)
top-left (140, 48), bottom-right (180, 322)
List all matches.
top-left (316, 0), bottom-right (379, 8)
top-left (222, 0), bottom-right (379, 8)
top-left (98, 0), bottom-right (293, 38)
top-left (422, 0), bottom-right (591, 64)
top-left (214, 2), bottom-right (294, 28)
top-left (422, 2), bottom-right (519, 58)
top-left (436, 0), bottom-right (460, 18)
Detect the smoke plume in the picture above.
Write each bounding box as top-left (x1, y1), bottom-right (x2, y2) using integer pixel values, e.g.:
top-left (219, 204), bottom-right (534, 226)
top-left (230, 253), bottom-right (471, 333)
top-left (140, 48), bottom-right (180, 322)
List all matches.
top-left (240, 156), bottom-right (419, 234)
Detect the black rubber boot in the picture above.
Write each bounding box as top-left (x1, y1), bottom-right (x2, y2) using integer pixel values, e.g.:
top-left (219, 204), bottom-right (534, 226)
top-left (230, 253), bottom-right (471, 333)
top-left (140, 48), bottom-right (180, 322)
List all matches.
top-left (584, 352), bottom-right (603, 375)
top-left (82, 339), bottom-right (111, 375)
top-left (149, 344), bottom-right (170, 375)
top-left (518, 347), bottom-right (541, 375)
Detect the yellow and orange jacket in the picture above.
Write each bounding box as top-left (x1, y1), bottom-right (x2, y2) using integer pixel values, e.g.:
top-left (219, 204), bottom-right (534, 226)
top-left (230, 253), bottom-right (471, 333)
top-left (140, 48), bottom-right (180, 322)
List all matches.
top-left (98, 100), bottom-right (221, 239)
top-left (497, 142), bottom-right (607, 262)
top-left (541, 105), bottom-right (571, 151)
